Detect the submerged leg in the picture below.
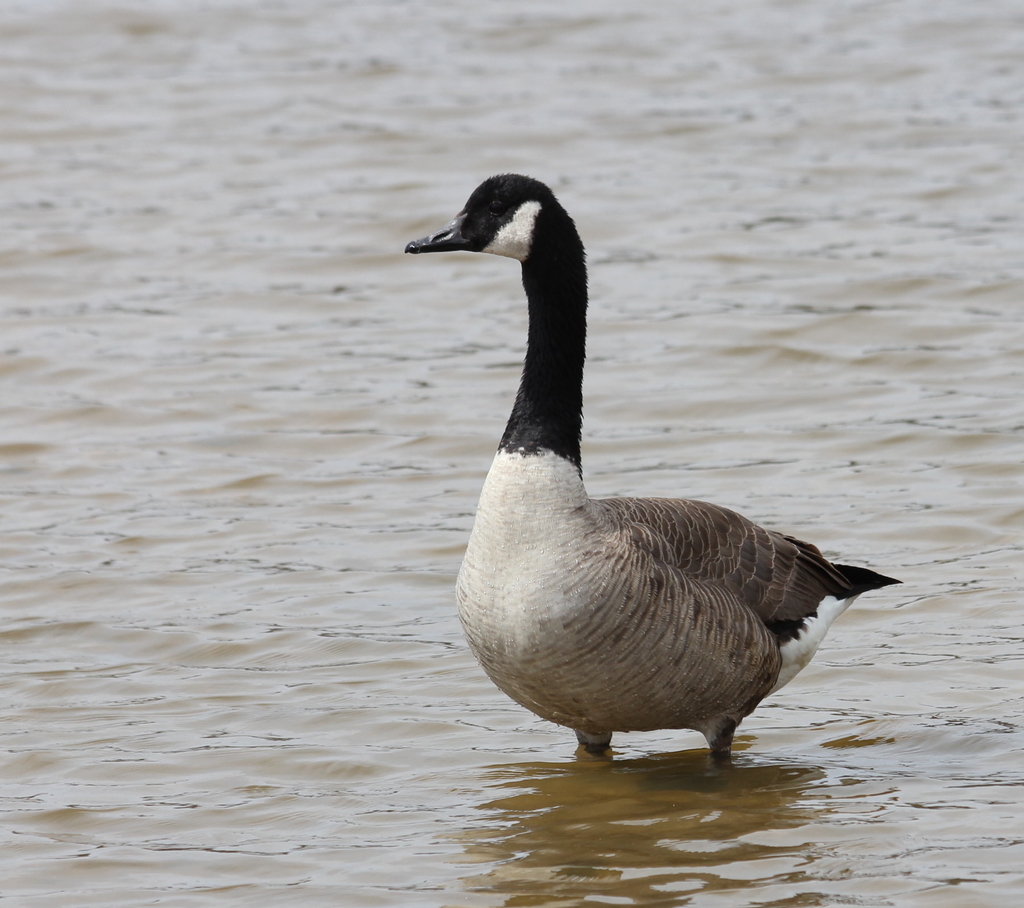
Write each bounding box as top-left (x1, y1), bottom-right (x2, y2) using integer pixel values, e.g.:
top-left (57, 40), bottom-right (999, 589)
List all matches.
top-left (704, 717), bottom-right (737, 760)
top-left (575, 729), bottom-right (612, 754)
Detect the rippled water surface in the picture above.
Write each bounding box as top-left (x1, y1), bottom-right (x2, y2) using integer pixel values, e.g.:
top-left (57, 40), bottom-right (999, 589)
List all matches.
top-left (2, 1), bottom-right (1023, 905)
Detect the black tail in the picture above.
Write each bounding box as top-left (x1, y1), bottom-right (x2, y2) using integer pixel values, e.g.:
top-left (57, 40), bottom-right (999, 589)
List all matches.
top-left (833, 563), bottom-right (901, 598)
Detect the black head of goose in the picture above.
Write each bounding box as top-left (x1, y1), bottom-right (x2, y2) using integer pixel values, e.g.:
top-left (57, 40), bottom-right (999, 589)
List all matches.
top-left (406, 174), bottom-right (900, 757)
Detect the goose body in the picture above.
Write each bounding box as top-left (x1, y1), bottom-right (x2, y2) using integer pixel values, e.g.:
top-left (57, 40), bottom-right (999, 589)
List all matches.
top-left (406, 174), bottom-right (899, 755)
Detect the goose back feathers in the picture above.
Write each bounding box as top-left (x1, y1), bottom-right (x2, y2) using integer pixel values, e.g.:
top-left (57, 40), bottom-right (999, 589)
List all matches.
top-left (406, 174), bottom-right (899, 756)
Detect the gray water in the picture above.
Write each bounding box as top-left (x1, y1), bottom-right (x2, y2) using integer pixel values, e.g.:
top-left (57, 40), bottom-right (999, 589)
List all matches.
top-left (1, 1), bottom-right (1023, 905)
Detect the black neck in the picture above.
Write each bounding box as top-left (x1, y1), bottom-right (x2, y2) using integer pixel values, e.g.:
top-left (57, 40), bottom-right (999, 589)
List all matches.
top-left (498, 214), bottom-right (587, 470)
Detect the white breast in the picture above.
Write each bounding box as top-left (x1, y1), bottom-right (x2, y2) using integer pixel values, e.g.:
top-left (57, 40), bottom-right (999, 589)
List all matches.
top-left (457, 449), bottom-right (590, 621)
top-left (455, 450), bottom-right (601, 702)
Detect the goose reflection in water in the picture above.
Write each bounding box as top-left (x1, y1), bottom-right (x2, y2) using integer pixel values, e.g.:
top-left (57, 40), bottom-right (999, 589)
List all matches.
top-left (448, 748), bottom-right (845, 906)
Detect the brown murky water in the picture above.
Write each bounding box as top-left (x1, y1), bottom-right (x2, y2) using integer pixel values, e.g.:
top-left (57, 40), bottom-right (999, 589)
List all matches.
top-left (1, 1), bottom-right (1022, 905)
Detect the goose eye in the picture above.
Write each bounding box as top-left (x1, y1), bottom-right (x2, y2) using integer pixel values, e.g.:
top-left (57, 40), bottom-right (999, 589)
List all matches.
top-left (488, 201), bottom-right (506, 216)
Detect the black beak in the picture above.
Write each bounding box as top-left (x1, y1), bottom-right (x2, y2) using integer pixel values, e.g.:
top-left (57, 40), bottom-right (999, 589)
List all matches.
top-left (405, 213), bottom-right (472, 254)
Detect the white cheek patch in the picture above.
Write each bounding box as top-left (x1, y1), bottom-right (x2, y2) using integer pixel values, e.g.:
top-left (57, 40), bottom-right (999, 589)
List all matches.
top-left (483, 200), bottom-right (541, 261)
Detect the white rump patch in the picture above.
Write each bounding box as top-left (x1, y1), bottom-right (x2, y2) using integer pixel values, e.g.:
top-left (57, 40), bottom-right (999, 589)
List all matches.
top-left (483, 200), bottom-right (542, 261)
top-left (769, 594), bottom-right (859, 695)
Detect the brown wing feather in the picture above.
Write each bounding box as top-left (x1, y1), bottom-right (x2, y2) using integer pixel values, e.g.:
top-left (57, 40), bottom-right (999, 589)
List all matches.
top-left (593, 497), bottom-right (861, 626)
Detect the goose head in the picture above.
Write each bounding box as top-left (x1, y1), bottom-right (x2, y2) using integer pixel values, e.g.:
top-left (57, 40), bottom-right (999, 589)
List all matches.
top-left (405, 174), bottom-right (567, 263)
top-left (406, 174), bottom-right (588, 469)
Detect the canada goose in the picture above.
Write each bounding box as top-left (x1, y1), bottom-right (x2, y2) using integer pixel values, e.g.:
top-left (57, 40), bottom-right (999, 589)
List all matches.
top-left (406, 174), bottom-right (899, 757)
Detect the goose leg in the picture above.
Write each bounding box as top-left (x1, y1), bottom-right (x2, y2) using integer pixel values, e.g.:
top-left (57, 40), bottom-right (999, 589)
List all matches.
top-left (575, 729), bottom-right (612, 754)
top-left (704, 717), bottom-right (738, 759)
